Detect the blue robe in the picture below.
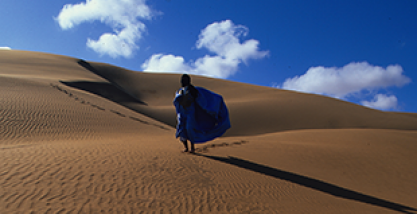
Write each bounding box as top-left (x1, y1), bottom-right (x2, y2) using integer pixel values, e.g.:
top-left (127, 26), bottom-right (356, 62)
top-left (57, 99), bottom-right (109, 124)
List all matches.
top-left (174, 86), bottom-right (231, 144)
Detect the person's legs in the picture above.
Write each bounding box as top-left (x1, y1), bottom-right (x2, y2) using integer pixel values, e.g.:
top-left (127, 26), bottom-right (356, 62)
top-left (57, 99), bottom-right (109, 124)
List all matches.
top-left (181, 139), bottom-right (189, 152)
top-left (190, 143), bottom-right (195, 153)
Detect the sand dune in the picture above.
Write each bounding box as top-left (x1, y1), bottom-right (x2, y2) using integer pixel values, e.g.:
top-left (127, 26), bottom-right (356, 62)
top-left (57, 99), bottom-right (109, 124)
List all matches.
top-left (75, 58), bottom-right (417, 136)
top-left (0, 50), bottom-right (416, 213)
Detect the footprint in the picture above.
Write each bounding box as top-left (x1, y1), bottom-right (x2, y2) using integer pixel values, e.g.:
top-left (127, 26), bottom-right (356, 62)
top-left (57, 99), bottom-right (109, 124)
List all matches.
top-left (129, 116), bottom-right (169, 130)
top-left (154, 125), bottom-right (170, 130)
top-left (90, 104), bottom-right (105, 111)
top-left (195, 140), bottom-right (248, 153)
top-left (110, 110), bottom-right (125, 117)
top-left (129, 116), bottom-right (148, 124)
top-left (51, 83), bottom-right (169, 131)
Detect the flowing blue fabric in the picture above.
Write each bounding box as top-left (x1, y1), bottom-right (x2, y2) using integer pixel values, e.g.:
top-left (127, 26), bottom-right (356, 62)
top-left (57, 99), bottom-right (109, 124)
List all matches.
top-left (174, 86), bottom-right (231, 144)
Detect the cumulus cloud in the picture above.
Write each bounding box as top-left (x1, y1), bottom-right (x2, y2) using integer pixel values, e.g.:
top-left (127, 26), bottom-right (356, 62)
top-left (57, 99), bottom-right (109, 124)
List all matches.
top-left (281, 62), bottom-right (411, 98)
top-left (141, 54), bottom-right (192, 72)
top-left (0, 47), bottom-right (11, 50)
top-left (55, 0), bottom-right (154, 58)
top-left (361, 94), bottom-right (398, 110)
top-left (196, 20), bottom-right (268, 63)
top-left (142, 20), bottom-right (269, 78)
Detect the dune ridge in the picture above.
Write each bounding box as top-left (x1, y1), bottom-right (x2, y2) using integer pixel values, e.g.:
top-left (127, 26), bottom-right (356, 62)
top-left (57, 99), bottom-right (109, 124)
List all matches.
top-left (1, 50), bottom-right (416, 213)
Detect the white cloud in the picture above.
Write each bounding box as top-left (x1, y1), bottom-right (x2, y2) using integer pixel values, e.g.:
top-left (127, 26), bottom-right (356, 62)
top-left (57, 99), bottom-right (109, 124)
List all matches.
top-left (281, 62), bottom-right (411, 98)
top-left (361, 94), bottom-right (398, 110)
top-left (196, 20), bottom-right (268, 62)
top-left (141, 20), bottom-right (269, 78)
top-left (141, 54), bottom-right (191, 72)
top-left (0, 47), bottom-right (11, 50)
top-left (56, 0), bottom-right (155, 58)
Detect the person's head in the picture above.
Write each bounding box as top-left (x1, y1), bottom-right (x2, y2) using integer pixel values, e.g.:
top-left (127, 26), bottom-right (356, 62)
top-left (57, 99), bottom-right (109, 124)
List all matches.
top-left (181, 74), bottom-right (191, 87)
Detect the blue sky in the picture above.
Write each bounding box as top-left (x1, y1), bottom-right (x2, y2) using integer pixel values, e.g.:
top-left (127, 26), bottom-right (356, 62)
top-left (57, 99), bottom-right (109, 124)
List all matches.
top-left (1, 0), bottom-right (416, 112)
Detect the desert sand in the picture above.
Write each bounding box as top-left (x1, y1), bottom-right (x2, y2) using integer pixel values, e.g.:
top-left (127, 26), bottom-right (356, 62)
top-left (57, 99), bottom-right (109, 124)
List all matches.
top-left (1, 50), bottom-right (416, 213)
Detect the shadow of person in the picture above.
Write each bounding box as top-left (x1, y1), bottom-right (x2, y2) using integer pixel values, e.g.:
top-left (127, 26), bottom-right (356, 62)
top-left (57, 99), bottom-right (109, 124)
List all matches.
top-left (197, 154), bottom-right (416, 214)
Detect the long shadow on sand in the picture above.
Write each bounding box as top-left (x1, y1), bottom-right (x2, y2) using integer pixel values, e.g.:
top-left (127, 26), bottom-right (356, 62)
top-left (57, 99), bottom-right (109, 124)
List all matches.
top-left (198, 154), bottom-right (416, 214)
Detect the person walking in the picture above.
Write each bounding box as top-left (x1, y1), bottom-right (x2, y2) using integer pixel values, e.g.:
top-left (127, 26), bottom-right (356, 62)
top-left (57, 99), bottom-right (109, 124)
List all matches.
top-left (173, 74), bottom-right (231, 153)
